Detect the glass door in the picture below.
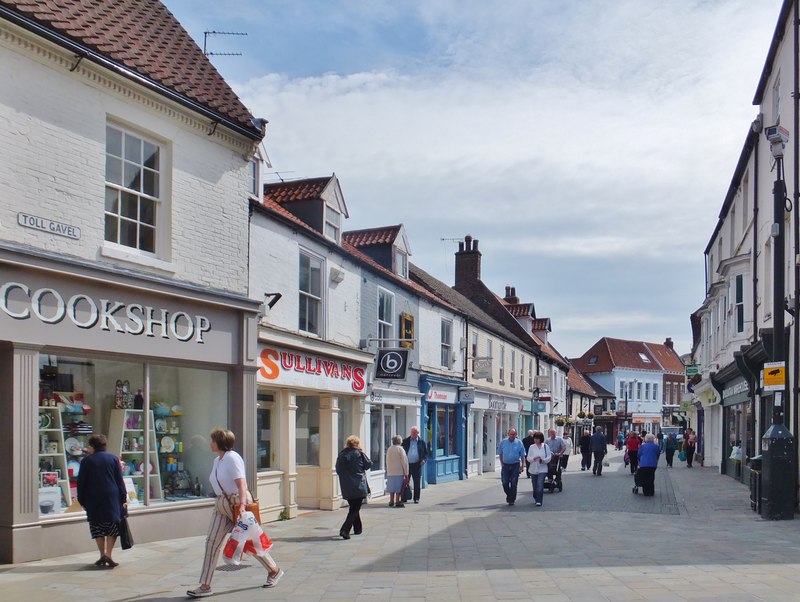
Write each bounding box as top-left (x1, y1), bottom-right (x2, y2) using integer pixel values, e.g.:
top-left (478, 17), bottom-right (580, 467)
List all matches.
top-left (383, 409), bottom-right (396, 468)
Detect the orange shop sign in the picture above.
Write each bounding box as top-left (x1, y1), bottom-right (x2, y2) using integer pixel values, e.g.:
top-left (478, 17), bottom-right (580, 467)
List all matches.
top-left (258, 345), bottom-right (367, 393)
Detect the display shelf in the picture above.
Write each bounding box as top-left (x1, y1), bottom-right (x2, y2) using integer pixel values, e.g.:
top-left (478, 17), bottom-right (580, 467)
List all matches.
top-left (37, 406), bottom-right (72, 512)
top-left (108, 409), bottom-right (163, 500)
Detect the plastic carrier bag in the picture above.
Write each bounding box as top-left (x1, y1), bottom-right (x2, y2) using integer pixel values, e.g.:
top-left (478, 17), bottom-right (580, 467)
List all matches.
top-left (222, 511), bottom-right (273, 565)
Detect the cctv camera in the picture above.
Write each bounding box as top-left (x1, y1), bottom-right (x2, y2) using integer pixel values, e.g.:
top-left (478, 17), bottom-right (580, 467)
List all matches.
top-left (765, 125), bottom-right (789, 145)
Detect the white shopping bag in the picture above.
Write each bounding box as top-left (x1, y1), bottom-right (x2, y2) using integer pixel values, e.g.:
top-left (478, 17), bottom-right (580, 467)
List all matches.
top-left (222, 511), bottom-right (272, 565)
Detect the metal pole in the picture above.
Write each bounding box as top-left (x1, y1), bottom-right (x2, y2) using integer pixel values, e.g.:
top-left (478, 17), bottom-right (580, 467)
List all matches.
top-left (774, 156), bottom-right (787, 426)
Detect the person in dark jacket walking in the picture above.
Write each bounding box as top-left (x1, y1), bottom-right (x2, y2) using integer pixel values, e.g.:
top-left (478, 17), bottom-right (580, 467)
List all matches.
top-left (335, 435), bottom-right (372, 540)
top-left (578, 430), bottom-right (592, 471)
top-left (665, 433), bottom-right (677, 467)
top-left (589, 426), bottom-right (607, 475)
top-left (401, 426), bottom-right (428, 503)
top-left (77, 434), bottom-right (127, 568)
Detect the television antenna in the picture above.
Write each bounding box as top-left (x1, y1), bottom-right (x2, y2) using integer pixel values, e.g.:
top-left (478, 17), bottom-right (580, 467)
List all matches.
top-left (203, 30), bottom-right (247, 57)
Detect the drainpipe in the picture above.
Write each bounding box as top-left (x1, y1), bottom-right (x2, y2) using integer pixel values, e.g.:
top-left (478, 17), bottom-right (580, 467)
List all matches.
top-left (793, 0), bottom-right (799, 510)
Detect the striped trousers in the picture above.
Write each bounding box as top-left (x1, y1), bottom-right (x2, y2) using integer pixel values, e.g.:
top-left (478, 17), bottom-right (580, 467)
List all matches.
top-left (199, 507), bottom-right (277, 586)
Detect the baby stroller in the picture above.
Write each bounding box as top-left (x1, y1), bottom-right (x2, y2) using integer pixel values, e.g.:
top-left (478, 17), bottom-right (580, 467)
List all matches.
top-left (544, 459), bottom-right (563, 493)
top-left (632, 468), bottom-right (643, 494)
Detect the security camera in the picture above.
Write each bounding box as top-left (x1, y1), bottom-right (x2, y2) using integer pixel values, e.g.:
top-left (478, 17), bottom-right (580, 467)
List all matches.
top-left (765, 125), bottom-right (790, 159)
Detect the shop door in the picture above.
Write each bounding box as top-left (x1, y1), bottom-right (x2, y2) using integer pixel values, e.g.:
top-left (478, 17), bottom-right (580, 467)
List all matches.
top-left (383, 409), bottom-right (396, 468)
top-left (482, 413), bottom-right (496, 471)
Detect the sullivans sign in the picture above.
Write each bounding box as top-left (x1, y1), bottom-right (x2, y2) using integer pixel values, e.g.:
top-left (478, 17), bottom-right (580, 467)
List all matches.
top-left (0, 280), bottom-right (211, 343)
top-left (258, 345), bottom-right (367, 393)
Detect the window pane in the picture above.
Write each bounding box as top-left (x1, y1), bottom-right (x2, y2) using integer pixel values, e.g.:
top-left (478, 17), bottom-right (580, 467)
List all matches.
top-left (121, 192), bottom-right (138, 219)
top-left (105, 187), bottom-right (119, 213)
top-left (143, 141), bottom-right (159, 169)
top-left (124, 133), bottom-right (141, 163)
top-left (308, 259), bottom-right (322, 297)
top-left (298, 295), bottom-right (308, 331)
top-left (296, 396), bottom-right (320, 465)
top-left (299, 254), bottom-right (310, 292)
top-left (307, 297), bottom-right (319, 334)
top-left (143, 169), bottom-right (158, 197)
top-left (139, 225), bottom-right (155, 253)
top-left (106, 126), bottom-right (123, 157)
top-left (104, 214), bottom-right (118, 243)
top-left (106, 156), bottom-right (122, 185)
top-left (124, 162), bottom-right (141, 191)
top-left (140, 198), bottom-right (155, 226)
top-left (257, 393), bottom-right (274, 470)
top-left (120, 218), bottom-right (137, 248)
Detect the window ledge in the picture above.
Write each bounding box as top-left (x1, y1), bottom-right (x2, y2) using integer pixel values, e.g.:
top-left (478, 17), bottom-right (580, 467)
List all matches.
top-left (101, 243), bottom-right (176, 274)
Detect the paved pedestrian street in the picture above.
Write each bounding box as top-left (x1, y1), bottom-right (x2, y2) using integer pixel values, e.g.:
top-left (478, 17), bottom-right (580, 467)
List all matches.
top-left (2, 449), bottom-right (800, 601)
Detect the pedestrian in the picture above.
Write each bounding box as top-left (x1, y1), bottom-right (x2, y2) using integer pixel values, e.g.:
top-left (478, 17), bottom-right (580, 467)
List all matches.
top-left (522, 429), bottom-right (536, 476)
top-left (560, 430), bottom-right (573, 471)
top-left (665, 433), bottom-right (677, 467)
top-left (497, 428), bottom-right (526, 505)
top-left (526, 431), bottom-right (552, 507)
top-left (579, 429), bottom-right (592, 471)
top-left (626, 430), bottom-right (641, 475)
top-left (336, 435), bottom-right (372, 539)
top-left (386, 435), bottom-right (409, 508)
top-left (187, 429), bottom-right (283, 598)
top-left (589, 426), bottom-right (607, 475)
top-left (401, 426), bottom-right (428, 504)
top-left (616, 431), bottom-right (624, 451)
top-left (637, 433), bottom-right (661, 496)
top-left (684, 428), bottom-right (698, 468)
top-left (657, 429), bottom-right (664, 452)
top-left (76, 434), bottom-right (127, 569)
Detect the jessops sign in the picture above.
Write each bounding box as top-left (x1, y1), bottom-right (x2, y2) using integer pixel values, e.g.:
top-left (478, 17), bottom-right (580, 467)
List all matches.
top-left (0, 265), bottom-right (237, 364)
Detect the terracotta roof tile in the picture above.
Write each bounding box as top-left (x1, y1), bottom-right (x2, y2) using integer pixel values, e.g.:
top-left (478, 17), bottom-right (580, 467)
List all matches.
top-left (1, 0), bottom-right (259, 135)
top-left (573, 337), bottom-right (677, 373)
top-left (505, 303), bottom-right (534, 318)
top-left (567, 365), bottom-right (597, 397)
top-left (531, 318), bottom-right (550, 332)
top-left (644, 342), bottom-right (685, 373)
top-left (263, 177), bottom-right (331, 204)
top-left (342, 225), bottom-right (401, 247)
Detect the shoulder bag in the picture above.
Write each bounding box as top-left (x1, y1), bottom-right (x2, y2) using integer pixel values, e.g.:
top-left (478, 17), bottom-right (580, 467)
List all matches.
top-left (214, 461), bottom-right (262, 524)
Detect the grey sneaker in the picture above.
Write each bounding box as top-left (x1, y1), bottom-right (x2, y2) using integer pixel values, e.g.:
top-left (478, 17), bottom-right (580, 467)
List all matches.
top-left (186, 586), bottom-right (213, 598)
top-left (264, 569), bottom-right (284, 588)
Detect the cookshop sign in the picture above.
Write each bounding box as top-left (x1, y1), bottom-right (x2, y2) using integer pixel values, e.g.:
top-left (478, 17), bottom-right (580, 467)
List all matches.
top-left (258, 345), bottom-right (367, 393)
top-left (0, 265), bottom-right (237, 364)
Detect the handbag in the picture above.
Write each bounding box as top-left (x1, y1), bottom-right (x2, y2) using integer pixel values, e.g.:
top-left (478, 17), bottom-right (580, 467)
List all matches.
top-left (119, 516), bottom-right (134, 550)
top-left (678, 450), bottom-right (687, 462)
top-left (214, 464), bottom-right (262, 524)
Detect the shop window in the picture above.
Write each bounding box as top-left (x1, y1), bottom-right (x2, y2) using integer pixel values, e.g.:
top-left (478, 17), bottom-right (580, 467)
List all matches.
top-left (36, 354), bottom-right (228, 517)
top-left (338, 398), bottom-right (353, 452)
top-left (296, 396), bottom-right (320, 465)
top-left (370, 408), bottom-right (383, 469)
top-left (257, 392), bottom-right (275, 470)
top-left (104, 124), bottom-right (162, 255)
top-left (299, 250), bottom-right (323, 335)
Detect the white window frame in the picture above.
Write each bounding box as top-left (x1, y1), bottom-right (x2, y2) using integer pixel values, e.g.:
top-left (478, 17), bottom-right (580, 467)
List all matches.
top-left (520, 355), bottom-right (525, 389)
top-left (377, 288), bottom-right (395, 348)
top-left (528, 359), bottom-right (533, 390)
top-left (440, 319), bottom-right (452, 367)
top-left (324, 205), bottom-right (341, 243)
top-left (471, 332), bottom-right (478, 377)
top-left (394, 248), bottom-right (408, 278)
top-left (248, 157), bottom-right (261, 199)
top-left (299, 249), bottom-right (324, 336)
top-left (510, 350), bottom-right (516, 387)
top-left (499, 344), bottom-right (505, 384)
top-left (653, 383), bottom-right (659, 403)
top-left (734, 274), bottom-right (745, 334)
top-left (104, 123), bottom-right (165, 257)
top-left (487, 339), bottom-right (494, 381)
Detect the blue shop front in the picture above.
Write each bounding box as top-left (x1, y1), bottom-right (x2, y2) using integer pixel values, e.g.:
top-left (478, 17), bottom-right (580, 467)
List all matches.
top-left (419, 374), bottom-right (470, 483)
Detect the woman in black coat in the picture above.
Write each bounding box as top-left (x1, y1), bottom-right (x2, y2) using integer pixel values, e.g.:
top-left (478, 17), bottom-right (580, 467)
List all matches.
top-left (77, 434), bottom-right (127, 567)
top-left (335, 435), bottom-right (372, 540)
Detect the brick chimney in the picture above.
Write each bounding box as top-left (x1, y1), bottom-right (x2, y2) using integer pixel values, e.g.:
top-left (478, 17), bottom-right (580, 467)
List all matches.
top-left (455, 234), bottom-right (481, 290)
top-left (503, 286), bottom-right (519, 304)
top-left (664, 337), bottom-right (674, 350)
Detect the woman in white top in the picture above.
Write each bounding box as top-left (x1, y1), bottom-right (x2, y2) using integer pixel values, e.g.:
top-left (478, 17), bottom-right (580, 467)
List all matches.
top-left (560, 430), bottom-right (573, 471)
top-left (526, 431), bottom-right (552, 507)
top-left (187, 429), bottom-right (284, 598)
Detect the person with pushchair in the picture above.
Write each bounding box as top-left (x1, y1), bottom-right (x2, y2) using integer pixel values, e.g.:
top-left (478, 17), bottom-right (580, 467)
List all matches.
top-left (545, 428), bottom-right (565, 487)
top-left (626, 430), bottom-right (641, 475)
top-left (526, 431), bottom-right (552, 507)
top-left (637, 433), bottom-right (661, 496)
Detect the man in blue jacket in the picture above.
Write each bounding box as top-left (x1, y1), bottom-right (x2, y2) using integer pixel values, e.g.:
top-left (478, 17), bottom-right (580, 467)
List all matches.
top-left (497, 428), bottom-right (526, 505)
top-left (589, 426), bottom-right (607, 476)
top-left (401, 427), bottom-right (428, 504)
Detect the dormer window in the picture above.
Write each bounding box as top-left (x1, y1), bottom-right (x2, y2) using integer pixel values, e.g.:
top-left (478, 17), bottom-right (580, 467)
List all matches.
top-left (248, 158), bottom-right (261, 198)
top-left (324, 205), bottom-right (341, 243)
top-left (588, 355), bottom-right (598, 365)
top-left (394, 248), bottom-right (408, 278)
top-left (638, 353), bottom-right (650, 363)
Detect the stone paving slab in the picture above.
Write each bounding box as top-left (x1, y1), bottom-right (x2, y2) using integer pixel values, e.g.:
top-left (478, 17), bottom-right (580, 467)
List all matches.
top-left (2, 448), bottom-right (800, 601)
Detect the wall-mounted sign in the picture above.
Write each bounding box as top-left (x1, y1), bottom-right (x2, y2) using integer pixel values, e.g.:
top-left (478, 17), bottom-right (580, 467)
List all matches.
top-left (763, 361), bottom-right (786, 391)
top-left (18, 212), bottom-right (81, 240)
top-left (458, 387), bottom-right (475, 403)
top-left (427, 386), bottom-right (456, 403)
top-left (473, 357), bottom-right (492, 379)
top-left (258, 345), bottom-right (367, 393)
top-left (535, 375), bottom-right (551, 390)
top-left (375, 348), bottom-right (409, 380)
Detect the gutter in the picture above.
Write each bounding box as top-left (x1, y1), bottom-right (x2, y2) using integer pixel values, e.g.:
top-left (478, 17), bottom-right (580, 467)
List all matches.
top-left (0, 5), bottom-right (264, 142)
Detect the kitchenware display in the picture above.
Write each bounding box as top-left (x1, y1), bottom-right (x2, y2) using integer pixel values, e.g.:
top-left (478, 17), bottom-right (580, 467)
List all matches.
top-left (153, 406), bottom-right (172, 417)
top-left (67, 459), bottom-right (81, 477)
top-left (155, 418), bottom-right (167, 432)
top-left (39, 500), bottom-right (54, 514)
top-left (64, 437), bottom-right (83, 455)
top-left (170, 405), bottom-right (183, 416)
top-left (160, 436), bottom-right (175, 453)
top-left (38, 413), bottom-right (52, 429)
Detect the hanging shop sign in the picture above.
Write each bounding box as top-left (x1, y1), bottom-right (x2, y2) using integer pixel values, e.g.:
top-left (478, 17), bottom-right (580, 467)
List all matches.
top-left (375, 348), bottom-right (409, 380)
top-left (472, 357), bottom-right (492, 379)
top-left (258, 345), bottom-right (367, 393)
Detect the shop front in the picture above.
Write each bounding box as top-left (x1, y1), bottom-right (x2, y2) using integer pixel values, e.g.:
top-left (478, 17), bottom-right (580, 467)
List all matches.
top-left (0, 252), bottom-right (260, 563)
top-left (256, 340), bottom-right (371, 513)
top-left (719, 375), bottom-right (753, 482)
top-left (469, 390), bottom-right (521, 475)
top-left (419, 374), bottom-right (469, 484)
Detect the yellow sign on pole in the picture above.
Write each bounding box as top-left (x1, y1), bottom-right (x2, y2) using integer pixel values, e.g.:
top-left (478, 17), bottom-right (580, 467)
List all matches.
top-left (763, 361), bottom-right (786, 390)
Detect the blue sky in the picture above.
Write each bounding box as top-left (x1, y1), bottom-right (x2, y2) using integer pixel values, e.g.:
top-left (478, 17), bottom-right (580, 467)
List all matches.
top-left (164, 0), bottom-right (782, 359)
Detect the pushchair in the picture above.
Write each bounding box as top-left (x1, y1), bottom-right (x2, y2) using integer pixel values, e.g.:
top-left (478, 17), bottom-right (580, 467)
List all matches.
top-left (632, 468), bottom-right (643, 494)
top-left (544, 459), bottom-right (563, 493)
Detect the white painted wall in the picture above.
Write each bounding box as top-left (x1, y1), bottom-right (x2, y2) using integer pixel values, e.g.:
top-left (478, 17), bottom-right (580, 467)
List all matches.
top-left (0, 30), bottom-right (255, 293)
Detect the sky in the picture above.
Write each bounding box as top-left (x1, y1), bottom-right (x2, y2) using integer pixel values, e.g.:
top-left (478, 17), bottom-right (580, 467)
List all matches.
top-left (163, 0), bottom-right (783, 360)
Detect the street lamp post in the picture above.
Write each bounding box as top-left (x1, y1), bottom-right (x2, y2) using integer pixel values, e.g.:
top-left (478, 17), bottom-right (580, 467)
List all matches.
top-left (760, 124), bottom-right (795, 520)
top-left (531, 388), bottom-right (540, 431)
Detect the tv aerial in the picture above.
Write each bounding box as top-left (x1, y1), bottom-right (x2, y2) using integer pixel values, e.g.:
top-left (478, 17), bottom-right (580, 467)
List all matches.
top-left (203, 30), bottom-right (247, 57)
